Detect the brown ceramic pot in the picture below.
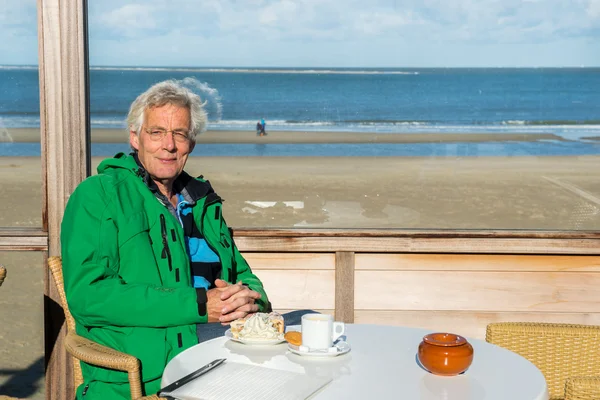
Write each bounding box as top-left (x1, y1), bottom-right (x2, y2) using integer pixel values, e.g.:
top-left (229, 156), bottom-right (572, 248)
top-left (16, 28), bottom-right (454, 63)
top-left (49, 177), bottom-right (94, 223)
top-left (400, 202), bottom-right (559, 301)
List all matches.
top-left (417, 332), bottom-right (474, 376)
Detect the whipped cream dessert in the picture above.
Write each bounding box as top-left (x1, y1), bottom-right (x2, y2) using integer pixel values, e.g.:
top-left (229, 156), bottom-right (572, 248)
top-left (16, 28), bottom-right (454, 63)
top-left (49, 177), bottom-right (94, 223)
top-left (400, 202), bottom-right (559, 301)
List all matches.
top-left (232, 312), bottom-right (284, 341)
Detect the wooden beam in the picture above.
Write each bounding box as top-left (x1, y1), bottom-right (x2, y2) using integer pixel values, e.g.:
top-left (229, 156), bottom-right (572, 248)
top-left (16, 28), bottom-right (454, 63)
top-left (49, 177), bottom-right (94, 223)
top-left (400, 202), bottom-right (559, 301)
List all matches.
top-left (243, 253), bottom-right (335, 270)
top-left (234, 235), bottom-right (600, 255)
top-left (354, 270), bottom-right (600, 312)
top-left (0, 228), bottom-right (48, 251)
top-left (233, 228), bottom-right (600, 239)
top-left (38, 0), bottom-right (89, 399)
top-left (354, 253), bottom-right (600, 272)
top-left (335, 251), bottom-right (355, 323)
top-left (39, 0), bottom-right (90, 251)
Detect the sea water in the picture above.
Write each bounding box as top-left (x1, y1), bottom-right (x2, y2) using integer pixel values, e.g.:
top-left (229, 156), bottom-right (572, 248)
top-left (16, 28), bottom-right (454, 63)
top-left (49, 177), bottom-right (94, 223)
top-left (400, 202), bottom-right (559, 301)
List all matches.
top-left (1, 66), bottom-right (599, 156)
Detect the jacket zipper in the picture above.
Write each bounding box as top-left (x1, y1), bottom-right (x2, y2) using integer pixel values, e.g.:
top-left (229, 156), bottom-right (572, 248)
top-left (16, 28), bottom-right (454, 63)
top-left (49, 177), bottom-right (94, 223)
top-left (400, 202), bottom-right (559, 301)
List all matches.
top-left (211, 200), bottom-right (237, 283)
top-left (160, 214), bottom-right (173, 271)
top-left (229, 235), bottom-right (238, 284)
top-left (199, 194), bottom-right (229, 282)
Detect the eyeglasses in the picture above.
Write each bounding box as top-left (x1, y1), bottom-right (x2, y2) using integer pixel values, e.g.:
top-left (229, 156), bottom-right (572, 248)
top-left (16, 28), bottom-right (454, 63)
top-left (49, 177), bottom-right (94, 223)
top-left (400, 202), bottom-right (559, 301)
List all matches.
top-left (144, 127), bottom-right (192, 143)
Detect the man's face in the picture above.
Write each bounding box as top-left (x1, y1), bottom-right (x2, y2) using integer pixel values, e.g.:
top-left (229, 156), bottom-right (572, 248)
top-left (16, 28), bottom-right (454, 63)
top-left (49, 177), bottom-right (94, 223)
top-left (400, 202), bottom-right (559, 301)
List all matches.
top-left (130, 103), bottom-right (195, 190)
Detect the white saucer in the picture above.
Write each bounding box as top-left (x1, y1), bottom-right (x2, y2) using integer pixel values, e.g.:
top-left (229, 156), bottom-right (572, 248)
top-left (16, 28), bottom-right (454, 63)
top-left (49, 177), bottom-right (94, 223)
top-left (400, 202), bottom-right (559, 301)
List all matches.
top-left (288, 341), bottom-right (351, 357)
top-left (224, 329), bottom-right (286, 345)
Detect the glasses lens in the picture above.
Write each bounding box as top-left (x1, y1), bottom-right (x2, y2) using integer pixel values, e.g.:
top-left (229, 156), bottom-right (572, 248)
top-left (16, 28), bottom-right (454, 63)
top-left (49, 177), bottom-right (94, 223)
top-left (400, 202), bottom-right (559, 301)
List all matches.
top-left (173, 130), bottom-right (190, 142)
top-left (145, 128), bottom-right (190, 143)
top-left (148, 129), bottom-right (165, 140)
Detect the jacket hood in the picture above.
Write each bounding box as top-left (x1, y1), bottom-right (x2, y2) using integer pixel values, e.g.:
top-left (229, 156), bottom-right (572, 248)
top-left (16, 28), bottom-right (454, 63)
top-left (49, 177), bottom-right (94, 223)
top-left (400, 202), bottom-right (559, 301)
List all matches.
top-left (97, 152), bottom-right (138, 175)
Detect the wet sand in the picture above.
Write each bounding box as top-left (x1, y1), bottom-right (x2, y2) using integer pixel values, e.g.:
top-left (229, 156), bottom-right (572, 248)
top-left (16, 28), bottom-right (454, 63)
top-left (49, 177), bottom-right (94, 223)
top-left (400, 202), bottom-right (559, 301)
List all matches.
top-left (3, 127), bottom-right (568, 144)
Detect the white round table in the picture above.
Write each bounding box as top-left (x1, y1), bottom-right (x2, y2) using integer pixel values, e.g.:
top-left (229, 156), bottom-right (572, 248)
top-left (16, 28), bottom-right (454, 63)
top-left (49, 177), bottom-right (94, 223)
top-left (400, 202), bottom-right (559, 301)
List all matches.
top-left (162, 324), bottom-right (549, 400)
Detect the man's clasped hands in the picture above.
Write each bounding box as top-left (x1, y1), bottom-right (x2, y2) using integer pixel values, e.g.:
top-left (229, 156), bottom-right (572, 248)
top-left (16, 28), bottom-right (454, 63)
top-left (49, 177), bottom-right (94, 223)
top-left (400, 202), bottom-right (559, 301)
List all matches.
top-left (207, 279), bottom-right (262, 325)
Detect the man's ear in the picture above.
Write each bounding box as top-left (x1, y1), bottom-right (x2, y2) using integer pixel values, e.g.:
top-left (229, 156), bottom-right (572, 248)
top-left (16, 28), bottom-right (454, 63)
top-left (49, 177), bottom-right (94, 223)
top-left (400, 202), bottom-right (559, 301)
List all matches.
top-left (129, 129), bottom-right (139, 151)
top-left (189, 138), bottom-right (196, 153)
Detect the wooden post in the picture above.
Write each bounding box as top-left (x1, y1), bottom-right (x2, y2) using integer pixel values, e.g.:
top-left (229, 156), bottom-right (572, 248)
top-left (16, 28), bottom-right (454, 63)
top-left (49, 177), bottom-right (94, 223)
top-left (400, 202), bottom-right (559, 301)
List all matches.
top-left (335, 251), bottom-right (355, 323)
top-left (38, 0), bottom-right (89, 398)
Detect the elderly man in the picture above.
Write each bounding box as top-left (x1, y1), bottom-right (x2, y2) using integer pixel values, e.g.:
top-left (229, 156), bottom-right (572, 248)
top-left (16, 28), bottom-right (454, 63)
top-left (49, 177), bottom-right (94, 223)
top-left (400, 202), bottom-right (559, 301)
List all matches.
top-left (61, 80), bottom-right (272, 399)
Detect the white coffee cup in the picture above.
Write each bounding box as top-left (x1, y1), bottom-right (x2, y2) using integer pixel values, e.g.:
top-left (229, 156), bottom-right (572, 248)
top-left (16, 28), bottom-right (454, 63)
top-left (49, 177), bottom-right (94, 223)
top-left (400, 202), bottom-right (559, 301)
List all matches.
top-left (301, 313), bottom-right (345, 350)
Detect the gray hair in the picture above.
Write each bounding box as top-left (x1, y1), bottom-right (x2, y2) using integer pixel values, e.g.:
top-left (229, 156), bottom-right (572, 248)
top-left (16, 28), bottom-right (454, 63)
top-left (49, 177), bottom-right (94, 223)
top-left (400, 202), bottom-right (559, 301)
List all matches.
top-left (126, 79), bottom-right (207, 138)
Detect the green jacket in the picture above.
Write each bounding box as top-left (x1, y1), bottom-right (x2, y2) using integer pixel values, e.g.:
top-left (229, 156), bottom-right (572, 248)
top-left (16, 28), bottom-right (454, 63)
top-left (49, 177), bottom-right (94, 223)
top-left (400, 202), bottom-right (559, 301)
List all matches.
top-left (61, 153), bottom-right (270, 399)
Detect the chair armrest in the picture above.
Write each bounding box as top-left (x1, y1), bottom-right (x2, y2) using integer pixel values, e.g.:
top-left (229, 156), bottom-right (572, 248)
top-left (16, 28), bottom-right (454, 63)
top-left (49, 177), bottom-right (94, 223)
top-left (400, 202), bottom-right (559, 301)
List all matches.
top-left (64, 332), bottom-right (166, 400)
top-left (565, 377), bottom-right (600, 400)
top-left (64, 331), bottom-right (139, 372)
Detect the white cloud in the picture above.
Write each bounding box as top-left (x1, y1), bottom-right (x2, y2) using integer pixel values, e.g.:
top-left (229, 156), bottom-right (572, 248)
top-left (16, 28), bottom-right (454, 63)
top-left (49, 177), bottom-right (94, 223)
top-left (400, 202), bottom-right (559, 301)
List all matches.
top-left (0, 0), bottom-right (36, 38)
top-left (259, 1), bottom-right (299, 25)
top-left (0, 0), bottom-right (37, 64)
top-left (1, 0), bottom-right (599, 66)
top-left (95, 4), bottom-right (163, 39)
top-left (86, 0), bottom-right (600, 66)
top-left (353, 11), bottom-right (424, 36)
top-left (588, 0), bottom-right (600, 18)
top-left (88, 0), bottom-right (600, 44)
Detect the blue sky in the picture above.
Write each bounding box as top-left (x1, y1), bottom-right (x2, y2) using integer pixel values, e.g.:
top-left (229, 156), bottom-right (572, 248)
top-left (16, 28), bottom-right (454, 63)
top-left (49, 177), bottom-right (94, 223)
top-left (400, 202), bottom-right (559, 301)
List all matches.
top-left (2, 0), bottom-right (600, 67)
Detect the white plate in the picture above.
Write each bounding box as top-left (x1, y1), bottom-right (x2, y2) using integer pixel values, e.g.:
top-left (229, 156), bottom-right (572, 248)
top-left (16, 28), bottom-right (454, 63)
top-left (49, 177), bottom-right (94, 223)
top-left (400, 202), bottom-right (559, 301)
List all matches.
top-left (288, 341), bottom-right (351, 357)
top-left (224, 328), bottom-right (286, 345)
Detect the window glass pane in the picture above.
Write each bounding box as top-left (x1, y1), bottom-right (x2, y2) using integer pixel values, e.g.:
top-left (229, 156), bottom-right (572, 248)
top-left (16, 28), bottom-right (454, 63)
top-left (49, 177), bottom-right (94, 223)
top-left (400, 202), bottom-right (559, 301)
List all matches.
top-left (88, 1), bottom-right (600, 231)
top-left (0, 1), bottom-right (42, 227)
top-left (0, 251), bottom-right (45, 399)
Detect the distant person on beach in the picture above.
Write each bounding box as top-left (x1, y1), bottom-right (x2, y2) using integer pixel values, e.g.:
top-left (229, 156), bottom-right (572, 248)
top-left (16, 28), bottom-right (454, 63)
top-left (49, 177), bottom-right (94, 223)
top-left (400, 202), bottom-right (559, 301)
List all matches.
top-left (260, 117), bottom-right (267, 135)
top-left (60, 79), bottom-right (310, 399)
top-left (256, 121), bottom-right (262, 136)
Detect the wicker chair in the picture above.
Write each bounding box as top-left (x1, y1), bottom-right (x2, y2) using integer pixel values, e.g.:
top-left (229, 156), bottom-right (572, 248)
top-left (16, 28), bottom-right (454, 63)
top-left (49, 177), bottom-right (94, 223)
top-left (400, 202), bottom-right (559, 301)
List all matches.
top-left (48, 256), bottom-right (165, 400)
top-left (0, 265), bottom-right (6, 287)
top-left (486, 322), bottom-right (600, 400)
top-left (565, 377), bottom-right (600, 400)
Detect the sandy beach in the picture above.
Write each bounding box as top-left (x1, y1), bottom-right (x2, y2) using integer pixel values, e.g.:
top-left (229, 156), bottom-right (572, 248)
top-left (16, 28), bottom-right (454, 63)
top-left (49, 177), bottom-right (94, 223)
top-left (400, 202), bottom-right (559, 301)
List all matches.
top-left (1, 152), bottom-right (599, 231)
top-left (1, 129), bottom-right (600, 398)
top-left (2, 126), bottom-right (599, 230)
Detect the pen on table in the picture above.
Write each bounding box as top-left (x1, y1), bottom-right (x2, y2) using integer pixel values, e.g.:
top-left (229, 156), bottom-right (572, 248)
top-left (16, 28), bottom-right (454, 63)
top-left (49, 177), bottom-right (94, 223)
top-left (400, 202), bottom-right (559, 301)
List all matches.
top-left (158, 358), bottom-right (226, 397)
